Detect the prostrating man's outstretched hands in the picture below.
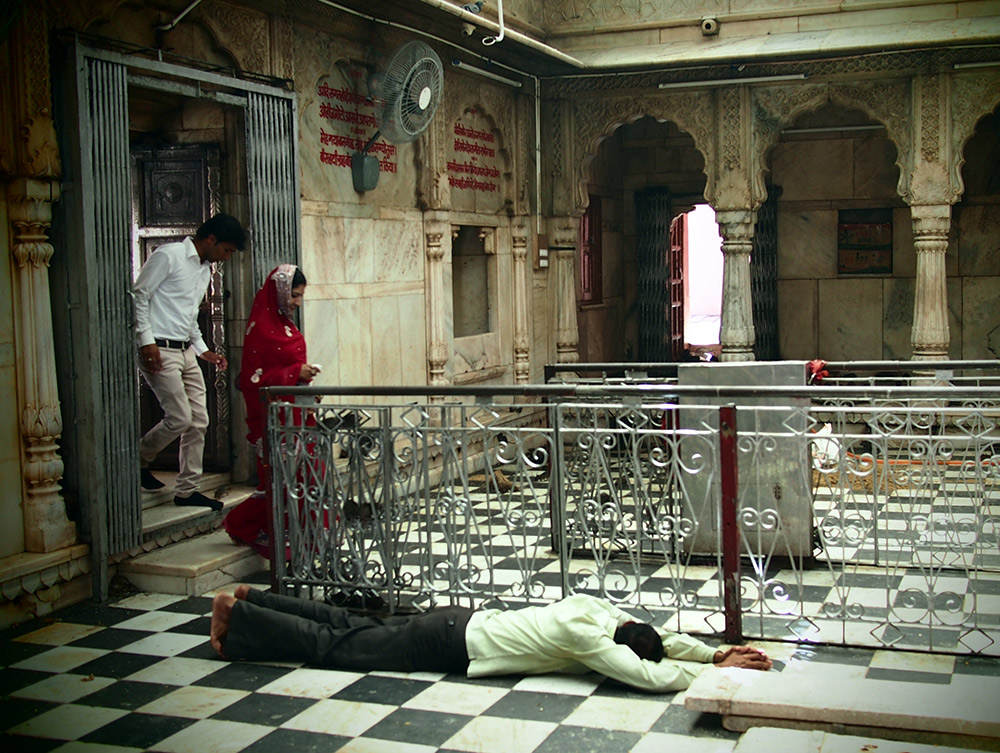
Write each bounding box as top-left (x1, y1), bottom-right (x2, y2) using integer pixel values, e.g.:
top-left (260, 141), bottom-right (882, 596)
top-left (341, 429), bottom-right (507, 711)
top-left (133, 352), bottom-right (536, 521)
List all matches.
top-left (713, 645), bottom-right (772, 671)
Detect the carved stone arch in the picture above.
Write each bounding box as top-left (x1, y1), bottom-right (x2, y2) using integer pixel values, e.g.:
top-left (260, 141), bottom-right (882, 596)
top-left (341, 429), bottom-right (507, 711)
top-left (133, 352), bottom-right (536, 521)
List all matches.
top-left (572, 91), bottom-right (715, 217)
top-left (479, 86), bottom-right (519, 215)
top-left (439, 86), bottom-right (516, 213)
top-left (68, 2), bottom-right (243, 73)
top-left (753, 81), bottom-right (911, 204)
top-left (752, 84), bottom-right (832, 207)
top-left (951, 70), bottom-right (1000, 200)
top-left (194, 3), bottom-right (270, 75)
top-left (50, 0), bottom-right (142, 38)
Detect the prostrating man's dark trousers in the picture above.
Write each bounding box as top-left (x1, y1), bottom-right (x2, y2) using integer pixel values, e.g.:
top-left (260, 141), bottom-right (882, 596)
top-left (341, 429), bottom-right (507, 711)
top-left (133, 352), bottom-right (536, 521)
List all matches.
top-left (224, 588), bottom-right (472, 673)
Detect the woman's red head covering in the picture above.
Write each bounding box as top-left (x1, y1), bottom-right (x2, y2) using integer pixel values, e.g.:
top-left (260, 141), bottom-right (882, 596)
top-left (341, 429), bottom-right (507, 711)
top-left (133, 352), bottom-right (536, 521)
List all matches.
top-left (239, 264), bottom-right (308, 445)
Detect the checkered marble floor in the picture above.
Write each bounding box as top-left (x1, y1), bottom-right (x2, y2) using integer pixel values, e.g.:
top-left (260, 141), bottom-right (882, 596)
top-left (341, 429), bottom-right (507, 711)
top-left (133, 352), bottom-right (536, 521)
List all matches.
top-left (4, 573), bottom-right (1000, 753)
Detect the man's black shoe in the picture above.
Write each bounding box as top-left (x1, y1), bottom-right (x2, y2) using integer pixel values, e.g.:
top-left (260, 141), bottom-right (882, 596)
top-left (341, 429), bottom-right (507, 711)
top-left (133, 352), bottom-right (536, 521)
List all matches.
top-left (174, 491), bottom-right (223, 512)
top-left (141, 469), bottom-right (165, 491)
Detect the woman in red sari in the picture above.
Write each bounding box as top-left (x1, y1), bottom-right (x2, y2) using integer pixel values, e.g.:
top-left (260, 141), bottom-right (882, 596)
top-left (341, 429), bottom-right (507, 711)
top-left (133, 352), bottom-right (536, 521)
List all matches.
top-left (224, 264), bottom-right (319, 556)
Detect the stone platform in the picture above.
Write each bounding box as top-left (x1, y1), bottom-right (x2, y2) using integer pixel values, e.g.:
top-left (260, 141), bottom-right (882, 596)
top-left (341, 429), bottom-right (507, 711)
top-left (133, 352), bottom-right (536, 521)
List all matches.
top-left (685, 662), bottom-right (1000, 751)
top-left (117, 530), bottom-right (267, 596)
top-left (733, 727), bottom-right (996, 753)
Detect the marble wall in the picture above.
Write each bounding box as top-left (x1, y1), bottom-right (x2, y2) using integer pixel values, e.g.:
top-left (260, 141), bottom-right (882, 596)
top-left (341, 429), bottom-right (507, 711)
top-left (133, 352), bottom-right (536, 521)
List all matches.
top-left (301, 208), bottom-right (428, 401)
top-left (289, 27), bottom-right (533, 395)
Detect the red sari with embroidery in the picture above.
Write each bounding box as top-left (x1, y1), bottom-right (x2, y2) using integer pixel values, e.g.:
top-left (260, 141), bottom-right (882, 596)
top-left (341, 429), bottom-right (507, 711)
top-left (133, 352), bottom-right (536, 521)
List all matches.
top-left (224, 265), bottom-right (310, 556)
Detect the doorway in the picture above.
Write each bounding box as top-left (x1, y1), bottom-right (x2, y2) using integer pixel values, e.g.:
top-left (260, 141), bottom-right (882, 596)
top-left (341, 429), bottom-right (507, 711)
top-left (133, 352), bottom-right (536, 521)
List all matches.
top-left (131, 143), bottom-right (230, 472)
top-left (51, 41), bottom-right (302, 599)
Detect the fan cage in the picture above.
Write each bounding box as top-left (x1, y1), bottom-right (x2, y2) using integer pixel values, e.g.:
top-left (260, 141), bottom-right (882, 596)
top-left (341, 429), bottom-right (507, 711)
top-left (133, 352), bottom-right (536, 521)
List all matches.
top-left (377, 41), bottom-right (443, 144)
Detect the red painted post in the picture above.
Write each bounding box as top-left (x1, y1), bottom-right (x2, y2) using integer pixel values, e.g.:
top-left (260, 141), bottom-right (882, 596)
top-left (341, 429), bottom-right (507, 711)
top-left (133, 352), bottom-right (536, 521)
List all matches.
top-left (719, 404), bottom-right (742, 644)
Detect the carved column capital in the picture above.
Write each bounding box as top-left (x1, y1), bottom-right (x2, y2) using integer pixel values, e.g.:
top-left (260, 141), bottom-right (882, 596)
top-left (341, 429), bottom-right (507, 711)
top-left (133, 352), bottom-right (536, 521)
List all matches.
top-left (9, 178), bottom-right (60, 268)
top-left (426, 233), bottom-right (445, 261)
top-left (714, 209), bottom-right (757, 244)
top-left (547, 216), bottom-right (578, 250)
top-left (911, 203), bottom-right (952, 238)
top-left (511, 228), bottom-right (528, 262)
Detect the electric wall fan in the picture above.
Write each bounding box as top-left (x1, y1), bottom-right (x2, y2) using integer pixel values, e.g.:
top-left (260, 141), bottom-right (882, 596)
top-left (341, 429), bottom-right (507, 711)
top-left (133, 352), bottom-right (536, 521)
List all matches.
top-left (352, 40), bottom-right (444, 192)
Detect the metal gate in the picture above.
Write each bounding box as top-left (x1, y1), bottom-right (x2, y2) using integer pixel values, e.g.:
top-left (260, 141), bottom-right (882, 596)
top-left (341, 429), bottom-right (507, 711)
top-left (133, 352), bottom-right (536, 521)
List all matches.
top-left (635, 188), bottom-right (672, 362)
top-left (52, 51), bottom-right (142, 597)
top-left (751, 186), bottom-right (778, 360)
top-left (246, 91), bottom-right (301, 290)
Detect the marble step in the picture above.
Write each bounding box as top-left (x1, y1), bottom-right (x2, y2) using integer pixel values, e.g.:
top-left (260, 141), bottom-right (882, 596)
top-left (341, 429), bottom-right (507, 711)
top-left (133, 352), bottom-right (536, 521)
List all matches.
top-left (734, 727), bottom-right (995, 753)
top-left (685, 664), bottom-right (1000, 751)
top-left (140, 471), bottom-right (232, 511)
top-left (141, 479), bottom-right (254, 543)
top-left (117, 529), bottom-right (267, 596)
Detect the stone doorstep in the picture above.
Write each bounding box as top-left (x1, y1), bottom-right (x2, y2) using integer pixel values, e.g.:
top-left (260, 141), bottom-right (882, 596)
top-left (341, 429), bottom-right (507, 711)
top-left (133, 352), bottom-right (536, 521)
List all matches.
top-left (733, 726), bottom-right (997, 753)
top-left (117, 529), bottom-right (267, 596)
top-left (685, 667), bottom-right (1000, 743)
top-left (141, 471), bottom-right (231, 511)
top-left (141, 482), bottom-right (254, 541)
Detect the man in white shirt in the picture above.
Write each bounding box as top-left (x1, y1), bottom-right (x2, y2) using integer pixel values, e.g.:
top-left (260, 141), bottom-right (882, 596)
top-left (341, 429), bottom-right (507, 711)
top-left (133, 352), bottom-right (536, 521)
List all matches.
top-left (132, 214), bottom-right (247, 510)
top-left (209, 587), bottom-right (772, 693)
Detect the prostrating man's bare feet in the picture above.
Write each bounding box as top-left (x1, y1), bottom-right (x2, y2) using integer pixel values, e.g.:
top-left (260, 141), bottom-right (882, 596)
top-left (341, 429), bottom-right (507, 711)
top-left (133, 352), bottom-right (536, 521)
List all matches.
top-left (234, 584), bottom-right (251, 600)
top-left (211, 593), bottom-right (237, 659)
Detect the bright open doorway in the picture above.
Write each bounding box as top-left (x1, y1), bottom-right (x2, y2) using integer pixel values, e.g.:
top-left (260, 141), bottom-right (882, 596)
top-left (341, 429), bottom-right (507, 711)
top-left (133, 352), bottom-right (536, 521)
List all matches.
top-left (684, 204), bottom-right (723, 353)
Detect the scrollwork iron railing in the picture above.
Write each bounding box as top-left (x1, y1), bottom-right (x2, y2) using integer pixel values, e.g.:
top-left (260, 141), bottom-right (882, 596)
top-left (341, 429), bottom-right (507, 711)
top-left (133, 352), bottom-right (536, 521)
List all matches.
top-left (264, 368), bottom-right (1000, 656)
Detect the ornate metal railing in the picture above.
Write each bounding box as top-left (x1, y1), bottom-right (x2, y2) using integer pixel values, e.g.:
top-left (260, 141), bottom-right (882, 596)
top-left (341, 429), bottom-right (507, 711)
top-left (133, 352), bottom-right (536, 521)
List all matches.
top-left (264, 371), bottom-right (1000, 656)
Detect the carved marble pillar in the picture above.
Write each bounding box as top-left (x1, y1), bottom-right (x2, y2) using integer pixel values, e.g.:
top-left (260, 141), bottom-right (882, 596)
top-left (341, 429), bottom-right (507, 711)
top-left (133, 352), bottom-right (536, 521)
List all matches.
top-left (716, 210), bottom-right (756, 362)
top-left (9, 179), bottom-right (77, 552)
top-left (910, 204), bottom-right (951, 360)
top-left (511, 224), bottom-right (530, 384)
top-left (548, 217), bottom-right (579, 364)
top-left (903, 73), bottom-right (958, 361)
top-left (424, 213), bottom-right (451, 391)
top-left (5, 3), bottom-right (76, 553)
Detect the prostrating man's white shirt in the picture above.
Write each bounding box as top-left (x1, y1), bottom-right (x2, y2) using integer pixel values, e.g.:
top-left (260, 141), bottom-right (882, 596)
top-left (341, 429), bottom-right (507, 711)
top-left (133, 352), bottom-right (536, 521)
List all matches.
top-left (464, 593), bottom-right (717, 692)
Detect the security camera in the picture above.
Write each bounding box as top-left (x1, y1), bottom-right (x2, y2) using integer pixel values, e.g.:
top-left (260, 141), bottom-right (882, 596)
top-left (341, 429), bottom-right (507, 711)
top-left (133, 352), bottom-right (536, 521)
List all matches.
top-left (701, 17), bottom-right (719, 36)
top-left (461, 22), bottom-right (476, 37)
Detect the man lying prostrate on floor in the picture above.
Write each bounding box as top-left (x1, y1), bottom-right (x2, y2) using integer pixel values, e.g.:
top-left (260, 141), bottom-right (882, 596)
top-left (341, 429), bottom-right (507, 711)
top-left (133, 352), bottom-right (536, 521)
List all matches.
top-left (210, 587), bottom-right (771, 692)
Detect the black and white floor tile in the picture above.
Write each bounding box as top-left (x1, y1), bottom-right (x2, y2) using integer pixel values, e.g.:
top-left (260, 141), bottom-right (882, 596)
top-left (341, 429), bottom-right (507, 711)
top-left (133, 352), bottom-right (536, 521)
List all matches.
top-left (5, 573), bottom-right (1000, 753)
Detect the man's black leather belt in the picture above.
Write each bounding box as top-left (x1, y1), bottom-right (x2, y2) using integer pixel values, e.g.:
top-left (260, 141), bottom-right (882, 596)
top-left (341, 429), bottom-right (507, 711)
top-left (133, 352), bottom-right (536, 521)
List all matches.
top-left (154, 338), bottom-right (191, 350)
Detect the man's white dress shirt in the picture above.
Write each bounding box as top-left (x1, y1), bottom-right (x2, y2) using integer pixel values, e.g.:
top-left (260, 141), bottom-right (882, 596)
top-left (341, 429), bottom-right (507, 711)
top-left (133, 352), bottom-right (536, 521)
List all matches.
top-left (133, 237), bottom-right (210, 355)
top-left (464, 593), bottom-right (717, 692)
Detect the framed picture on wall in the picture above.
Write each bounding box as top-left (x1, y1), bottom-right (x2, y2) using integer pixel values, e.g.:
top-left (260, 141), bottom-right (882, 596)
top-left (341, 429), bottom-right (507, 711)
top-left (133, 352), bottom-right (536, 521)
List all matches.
top-left (837, 208), bottom-right (892, 275)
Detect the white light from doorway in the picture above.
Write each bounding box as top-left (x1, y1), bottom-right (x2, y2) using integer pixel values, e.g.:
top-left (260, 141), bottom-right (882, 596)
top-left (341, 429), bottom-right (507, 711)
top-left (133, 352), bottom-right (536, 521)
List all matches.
top-left (685, 204), bottom-right (723, 347)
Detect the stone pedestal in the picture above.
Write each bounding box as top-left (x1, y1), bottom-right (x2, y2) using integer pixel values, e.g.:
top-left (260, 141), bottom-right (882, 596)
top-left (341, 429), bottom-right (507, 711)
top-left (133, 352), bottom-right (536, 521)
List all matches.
top-left (678, 361), bottom-right (812, 558)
